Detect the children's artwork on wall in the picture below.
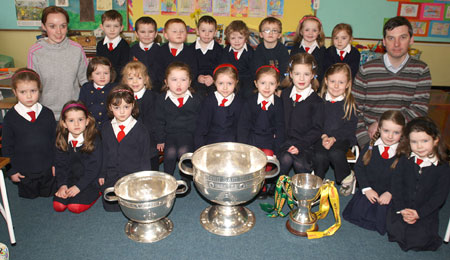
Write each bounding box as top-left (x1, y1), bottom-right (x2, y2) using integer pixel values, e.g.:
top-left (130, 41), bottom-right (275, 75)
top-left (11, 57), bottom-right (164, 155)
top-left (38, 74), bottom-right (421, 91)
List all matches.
top-left (178, 0), bottom-right (194, 15)
top-left (410, 19), bottom-right (429, 36)
top-left (444, 4), bottom-right (450, 20)
top-left (56, 0), bottom-right (69, 7)
top-left (420, 3), bottom-right (445, 19)
top-left (429, 20), bottom-right (450, 36)
top-left (143, 0), bottom-right (160, 14)
top-left (249, 0), bottom-right (266, 17)
top-left (230, 0), bottom-right (248, 17)
top-left (161, 0), bottom-right (177, 15)
top-left (15, 0), bottom-right (46, 26)
top-left (398, 2), bottom-right (420, 18)
top-left (267, 0), bottom-right (284, 17)
top-left (97, 0), bottom-right (112, 10)
top-left (213, 0), bottom-right (230, 16)
top-left (197, 0), bottom-right (213, 13)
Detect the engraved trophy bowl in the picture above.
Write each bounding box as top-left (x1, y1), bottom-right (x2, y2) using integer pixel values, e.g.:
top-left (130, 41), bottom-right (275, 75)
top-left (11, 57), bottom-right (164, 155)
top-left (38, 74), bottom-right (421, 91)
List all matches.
top-left (179, 142), bottom-right (280, 236)
top-left (284, 173), bottom-right (323, 236)
top-left (104, 171), bottom-right (188, 243)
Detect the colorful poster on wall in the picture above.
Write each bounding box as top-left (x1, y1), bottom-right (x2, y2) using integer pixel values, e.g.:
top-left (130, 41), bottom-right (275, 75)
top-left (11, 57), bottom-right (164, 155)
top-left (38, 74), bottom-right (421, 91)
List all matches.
top-left (249, 0), bottom-right (266, 17)
top-left (161, 0), bottom-right (177, 15)
top-left (213, 0), bottom-right (230, 16)
top-left (196, 0), bottom-right (213, 13)
top-left (410, 19), bottom-right (429, 36)
top-left (429, 20), bottom-right (450, 36)
top-left (231, 0), bottom-right (249, 17)
top-left (143, 0), bottom-right (160, 14)
top-left (179, 0), bottom-right (194, 15)
top-left (15, 0), bottom-right (46, 26)
top-left (97, 0), bottom-right (112, 10)
top-left (267, 0), bottom-right (284, 17)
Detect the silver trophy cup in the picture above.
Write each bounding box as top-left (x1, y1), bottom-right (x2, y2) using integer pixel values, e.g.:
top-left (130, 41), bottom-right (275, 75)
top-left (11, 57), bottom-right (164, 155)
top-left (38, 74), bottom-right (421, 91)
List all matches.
top-left (104, 171), bottom-right (188, 243)
top-left (284, 173), bottom-right (323, 236)
top-left (179, 142), bottom-right (280, 236)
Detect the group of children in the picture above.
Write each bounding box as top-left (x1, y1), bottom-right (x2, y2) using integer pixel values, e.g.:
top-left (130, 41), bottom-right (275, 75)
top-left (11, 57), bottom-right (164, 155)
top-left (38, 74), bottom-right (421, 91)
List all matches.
top-left (3, 6), bottom-right (449, 252)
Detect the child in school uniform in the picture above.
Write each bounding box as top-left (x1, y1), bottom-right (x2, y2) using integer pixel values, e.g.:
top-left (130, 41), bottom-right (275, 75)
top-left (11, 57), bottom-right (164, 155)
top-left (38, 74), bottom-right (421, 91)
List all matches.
top-left (324, 23), bottom-right (361, 80)
top-left (154, 62), bottom-right (202, 183)
top-left (99, 84), bottom-right (152, 211)
top-left (192, 15), bottom-right (224, 96)
top-left (290, 15), bottom-right (326, 84)
top-left (313, 63), bottom-right (358, 193)
top-left (96, 10), bottom-right (130, 83)
top-left (252, 17), bottom-right (290, 82)
top-left (158, 18), bottom-right (198, 92)
top-left (53, 101), bottom-right (101, 214)
top-left (129, 16), bottom-right (162, 92)
top-left (279, 53), bottom-right (324, 175)
top-left (2, 68), bottom-right (56, 199)
top-left (195, 64), bottom-right (243, 148)
top-left (343, 110), bottom-right (405, 235)
top-left (238, 65), bottom-right (285, 198)
top-left (121, 60), bottom-right (159, 171)
top-left (221, 20), bottom-right (255, 99)
top-left (387, 117), bottom-right (450, 251)
top-left (79, 56), bottom-right (116, 130)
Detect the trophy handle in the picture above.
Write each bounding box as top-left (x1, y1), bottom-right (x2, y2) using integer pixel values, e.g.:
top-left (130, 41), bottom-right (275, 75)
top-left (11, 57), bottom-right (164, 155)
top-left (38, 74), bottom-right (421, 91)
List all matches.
top-left (175, 180), bottom-right (189, 194)
top-left (178, 153), bottom-right (194, 176)
top-left (281, 180), bottom-right (298, 206)
top-left (264, 155), bottom-right (280, 178)
top-left (103, 187), bottom-right (118, 202)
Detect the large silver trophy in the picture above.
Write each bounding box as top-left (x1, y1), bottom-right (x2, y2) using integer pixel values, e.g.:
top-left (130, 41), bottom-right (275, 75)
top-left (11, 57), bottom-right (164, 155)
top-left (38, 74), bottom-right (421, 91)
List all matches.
top-left (104, 171), bottom-right (188, 243)
top-left (283, 173), bottom-right (323, 236)
top-left (179, 142), bottom-right (280, 236)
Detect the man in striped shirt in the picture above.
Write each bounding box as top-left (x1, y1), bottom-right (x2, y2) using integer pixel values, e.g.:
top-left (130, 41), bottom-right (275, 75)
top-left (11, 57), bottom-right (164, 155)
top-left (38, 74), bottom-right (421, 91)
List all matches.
top-left (352, 16), bottom-right (431, 147)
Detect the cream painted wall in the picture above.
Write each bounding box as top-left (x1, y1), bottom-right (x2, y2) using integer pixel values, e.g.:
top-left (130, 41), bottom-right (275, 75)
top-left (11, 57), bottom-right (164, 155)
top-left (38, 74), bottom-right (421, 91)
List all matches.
top-left (1, 30), bottom-right (449, 86)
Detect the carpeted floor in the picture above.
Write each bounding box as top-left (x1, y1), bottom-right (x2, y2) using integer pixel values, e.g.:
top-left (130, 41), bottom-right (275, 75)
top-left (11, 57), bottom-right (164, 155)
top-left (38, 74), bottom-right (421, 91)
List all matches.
top-left (1, 168), bottom-right (449, 260)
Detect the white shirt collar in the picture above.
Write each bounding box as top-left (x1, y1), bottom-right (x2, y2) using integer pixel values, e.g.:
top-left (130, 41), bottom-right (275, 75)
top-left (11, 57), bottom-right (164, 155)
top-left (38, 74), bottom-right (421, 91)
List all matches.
top-left (300, 40), bottom-right (318, 54)
top-left (257, 93), bottom-right (274, 110)
top-left (168, 42), bottom-right (184, 56)
top-left (228, 44), bottom-right (248, 60)
top-left (93, 82), bottom-right (104, 89)
top-left (14, 102), bottom-right (42, 122)
top-left (410, 152), bottom-right (438, 167)
top-left (139, 42), bottom-right (154, 51)
top-left (336, 44), bottom-right (351, 56)
top-left (103, 36), bottom-right (122, 49)
top-left (383, 53), bottom-right (409, 73)
top-left (374, 138), bottom-right (398, 159)
top-left (214, 91), bottom-right (235, 107)
top-left (165, 90), bottom-right (193, 107)
top-left (111, 116), bottom-right (137, 138)
top-left (134, 87), bottom-right (146, 100)
top-left (325, 92), bottom-right (345, 102)
top-left (68, 132), bottom-right (84, 148)
top-left (289, 85), bottom-right (313, 102)
top-left (195, 38), bottom-right (215, 54)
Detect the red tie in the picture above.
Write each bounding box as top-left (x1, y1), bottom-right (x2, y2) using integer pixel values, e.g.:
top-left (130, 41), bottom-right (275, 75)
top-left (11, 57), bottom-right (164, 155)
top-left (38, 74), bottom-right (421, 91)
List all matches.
top-left (177, 97), bottom-right (184, 108)
top-left (71, 140), bottom-right (78, 148)
top-left (108, 43), bottom-right (114, 51)
top-left (171, 48), bottom-right (177, 56)
top-left (117, 125), bottom-right (125, 143)
top-left (261, 100), bottom-right (268, 110)
top-left (233, 51), bottom-right (239, 60)
top-left (27, 111), bottom-right (36, 122)
top-left (135, 95), bottom-right (138, 100)
top-left (330, 100), bottom-right (336, 103)
top-left (97, 87), bottom-right (102, 90)
top-left (416, 158), bottom-right (423, 165)
top-left (340, 50), bottom-right (345, 61)
top-left (304, 47), bottom-right (310, 53)
top-left (144, 47), bottom-right (149, 51)
top-left (220, 98), bottom-right (228, 107)
top-left (381, 146), bottom-right (390, 159)
top-left (295, 94), bottom-right (302, 102)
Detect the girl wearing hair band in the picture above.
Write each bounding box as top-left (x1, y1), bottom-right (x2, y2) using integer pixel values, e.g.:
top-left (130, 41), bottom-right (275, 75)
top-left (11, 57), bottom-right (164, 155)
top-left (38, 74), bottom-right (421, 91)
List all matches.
top-left (53, 101), bottom-right (101, 214)
top-left (3, 68), bottom-right (56, 199)
top-left (195, 64), bottom-right (243, 148)
top-left (99, 84), bottom-right (152, 212)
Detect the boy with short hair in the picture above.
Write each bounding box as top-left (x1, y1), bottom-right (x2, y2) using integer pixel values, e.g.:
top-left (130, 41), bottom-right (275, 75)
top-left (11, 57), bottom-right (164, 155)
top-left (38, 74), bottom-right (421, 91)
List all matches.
top-left (129, 16), bottom-right (162, 92)
top-left (96, 10), bottom-right (129, 82)
top-left (192, 15), bottom-right (223, 96)
top-left (221, 20), bottom-right (254, 99)
top-left (253, 17), bottom-right (289, 81)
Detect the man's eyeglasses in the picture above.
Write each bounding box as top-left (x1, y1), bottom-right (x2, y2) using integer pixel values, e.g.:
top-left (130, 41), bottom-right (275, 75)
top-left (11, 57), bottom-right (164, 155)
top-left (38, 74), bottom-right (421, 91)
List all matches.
top-left (262, 29), bottom-right (280, 34)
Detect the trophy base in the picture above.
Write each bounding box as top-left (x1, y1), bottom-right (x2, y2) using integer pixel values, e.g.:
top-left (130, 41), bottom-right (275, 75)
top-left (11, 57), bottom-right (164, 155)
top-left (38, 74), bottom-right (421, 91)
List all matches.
top-left (124, 218), bottom-right (173, 243)
top-left (286, 219), bottom-right (318, 237)
top-left (200, 205), bottom-right (255, 236)
top-left (286, 210), bottom-right (318, 237)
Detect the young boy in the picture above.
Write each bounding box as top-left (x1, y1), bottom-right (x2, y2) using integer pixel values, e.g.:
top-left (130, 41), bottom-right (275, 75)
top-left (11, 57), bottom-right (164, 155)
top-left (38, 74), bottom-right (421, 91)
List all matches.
top-left (252, 17), bottom-right (289, 82)
top-left (2, 68), bottom-right (56, 199)
top-left (191, 15), bottom-right (223, 96)
top-left (129, 16), bottom-right (162, 92)
top-left (96, 10), bottom-right (129, 82)
top-left (221, 20), bottom-right (254, 99)
top-left (158, 18), bottom-right (198, 89)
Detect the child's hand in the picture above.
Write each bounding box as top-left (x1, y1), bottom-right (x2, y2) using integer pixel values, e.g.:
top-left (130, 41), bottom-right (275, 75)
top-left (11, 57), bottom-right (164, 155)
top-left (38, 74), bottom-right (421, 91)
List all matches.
top-left (197, 75), bottom-right (205, 84)
top-left (364, 189), bottom-right (379, 204)
top-left (98, 178), bottom-right (105, 186)
top-left (287, 145), bottom-right (299, 155)
top-left (157, 143), bottom-right (165, 152)
top-left (322, 136), bottom-right (336, 150)
top-left (378, 191), bottom-right (392, 205)
top-left (11, 172), bottom-right (25, 182)
top-left (66, 185), bottom-right (80, 198)
top-left (204, 75), bottom-right (214, 87)
top-left (55, 185), bottom-right (68, 199)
